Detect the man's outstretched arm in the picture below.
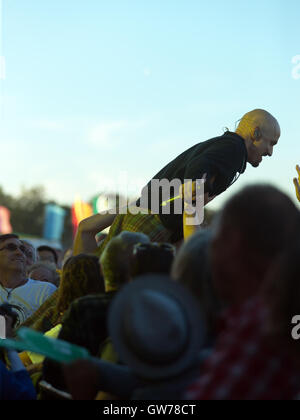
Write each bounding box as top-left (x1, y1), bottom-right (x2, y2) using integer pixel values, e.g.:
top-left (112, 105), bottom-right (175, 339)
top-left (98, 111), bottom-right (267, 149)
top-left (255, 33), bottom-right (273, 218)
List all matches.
top-left (73, 201), bottom-right (138, 255)
top-left (73, 212), bottom-right (117, 256)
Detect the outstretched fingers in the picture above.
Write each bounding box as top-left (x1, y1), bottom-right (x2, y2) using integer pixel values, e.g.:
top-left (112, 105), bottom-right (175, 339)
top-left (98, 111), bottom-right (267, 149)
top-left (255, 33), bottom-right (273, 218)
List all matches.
top-left (293, 165), bottom-right (300, 202)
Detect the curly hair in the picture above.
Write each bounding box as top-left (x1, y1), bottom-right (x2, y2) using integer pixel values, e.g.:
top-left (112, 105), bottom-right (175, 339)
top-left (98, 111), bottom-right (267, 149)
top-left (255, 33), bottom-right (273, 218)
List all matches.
top-left (31, 254), bottom-right (105, 333)
top-left (56, 254), bottom-right (105, 314)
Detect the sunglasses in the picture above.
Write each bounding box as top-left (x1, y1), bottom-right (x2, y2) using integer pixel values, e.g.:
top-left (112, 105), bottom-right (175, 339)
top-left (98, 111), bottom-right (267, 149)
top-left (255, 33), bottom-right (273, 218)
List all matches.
top-left (0, 243), bottom-right (27, 254)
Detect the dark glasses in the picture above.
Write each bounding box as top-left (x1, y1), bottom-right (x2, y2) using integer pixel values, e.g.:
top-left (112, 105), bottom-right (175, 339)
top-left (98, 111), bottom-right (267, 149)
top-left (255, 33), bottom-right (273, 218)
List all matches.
top-left (0, 243), bottom-right (27, 254)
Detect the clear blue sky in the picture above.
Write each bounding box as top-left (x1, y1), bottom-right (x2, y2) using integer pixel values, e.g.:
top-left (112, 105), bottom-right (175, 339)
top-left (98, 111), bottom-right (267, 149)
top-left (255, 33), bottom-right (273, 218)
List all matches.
top-left (0, 0), bottom-right (299, 211)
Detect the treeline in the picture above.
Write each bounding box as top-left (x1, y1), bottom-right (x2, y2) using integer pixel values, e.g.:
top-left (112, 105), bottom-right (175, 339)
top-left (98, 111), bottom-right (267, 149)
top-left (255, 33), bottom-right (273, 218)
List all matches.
top-left (0, 185), bottom-right (73, 248)
top-left (0, 185), bottom-right (217, 250)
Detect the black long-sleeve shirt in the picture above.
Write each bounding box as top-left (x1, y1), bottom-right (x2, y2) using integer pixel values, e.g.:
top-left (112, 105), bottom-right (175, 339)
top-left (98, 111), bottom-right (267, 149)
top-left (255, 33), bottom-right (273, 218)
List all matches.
top-left (138, 131), bottom-right (248, 241)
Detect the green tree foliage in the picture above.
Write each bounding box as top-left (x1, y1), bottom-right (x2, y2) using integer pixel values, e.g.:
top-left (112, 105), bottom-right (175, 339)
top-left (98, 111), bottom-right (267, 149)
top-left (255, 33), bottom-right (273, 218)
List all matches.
top-left (11, 186), bottom-right (46, 237)
top-left (0, 185), bottom-right (217, 249)
top-left (0, 185), bottom-right (73, 248)
top-left (0, 186), bottom-right (14, 209)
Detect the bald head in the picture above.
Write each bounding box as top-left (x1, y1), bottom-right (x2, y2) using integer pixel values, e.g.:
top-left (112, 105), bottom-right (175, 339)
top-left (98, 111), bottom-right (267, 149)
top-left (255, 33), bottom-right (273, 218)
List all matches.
top-left (236, 109), bottom-right (281, 167)
top-left (237, 109), bottom-right (281, 139)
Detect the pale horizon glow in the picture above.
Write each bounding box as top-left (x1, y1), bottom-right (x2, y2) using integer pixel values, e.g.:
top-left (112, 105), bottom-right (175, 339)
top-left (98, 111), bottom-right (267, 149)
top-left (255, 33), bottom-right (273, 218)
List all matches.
top-left (0, 0), bottom-right (299, 212)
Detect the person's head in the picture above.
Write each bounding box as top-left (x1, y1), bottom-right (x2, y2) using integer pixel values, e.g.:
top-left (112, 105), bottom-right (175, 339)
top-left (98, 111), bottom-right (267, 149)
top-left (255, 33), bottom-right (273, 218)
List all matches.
top-left (56, 254), bottom-right (105, 314)
top-left (262, 237), bottom-right (300, 357)
top-left (37, 245), bottom-right (58, 266)
top-left (100, 231), bottom-right (150, 292)
top-left (211, 184), bottom-right (300, 307)
top-left (108, 274), bottom-right (206, 381)
top-left (236, 109), bottom-right (281, 168)
top-left (0, 234), bottom-right (27, 276)
top-left (171, 229), bottom-right (221, 336)
top-left (29, 261), bottom-right (60, 287)
top-left (21, 240), bottom-right (37, 268)
top-left (131, 242), bottom-right (176, 277)
top-left (53, 248), bottom-right (63, 269)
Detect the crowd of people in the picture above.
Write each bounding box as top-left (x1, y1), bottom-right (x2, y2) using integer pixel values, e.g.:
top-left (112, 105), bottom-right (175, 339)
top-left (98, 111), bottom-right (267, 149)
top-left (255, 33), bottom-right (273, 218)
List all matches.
top-left (0, 109), bottom-right (300, 400)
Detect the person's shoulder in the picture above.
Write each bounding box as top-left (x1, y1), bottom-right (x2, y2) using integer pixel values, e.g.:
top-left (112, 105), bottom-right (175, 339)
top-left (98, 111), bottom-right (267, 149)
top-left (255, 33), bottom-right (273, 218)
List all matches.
top-left (72, 292), bottom-right (115, 310)
top-left (213, 131), bottom-right (245, 146)
top-left (26, 278), bottom-right (57, 292)
top-left (62, 293), bottom-right (115, 325)
top-left (192, 132), bottom-right (245, 153)
top-left (220, 131), bottom-right (247, 152)
top-left (206, 132), bottom-right (247, 167)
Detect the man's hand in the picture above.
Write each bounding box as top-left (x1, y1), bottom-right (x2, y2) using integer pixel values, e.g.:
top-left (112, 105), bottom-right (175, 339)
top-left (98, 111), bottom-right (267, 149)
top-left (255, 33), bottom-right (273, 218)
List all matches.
top-left (179, 175), bottom-right (216, 207)
top-left (179, 174), bottom-right (207, 205)
top-left (293, 165), bottom-right (300, 202)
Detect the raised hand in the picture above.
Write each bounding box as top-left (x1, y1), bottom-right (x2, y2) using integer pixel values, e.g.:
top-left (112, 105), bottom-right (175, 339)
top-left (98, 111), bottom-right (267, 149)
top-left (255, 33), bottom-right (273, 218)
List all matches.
top-left (179, 174), bottom-right (207, 204)
top-left (293, 165), bottom-right (300, 202)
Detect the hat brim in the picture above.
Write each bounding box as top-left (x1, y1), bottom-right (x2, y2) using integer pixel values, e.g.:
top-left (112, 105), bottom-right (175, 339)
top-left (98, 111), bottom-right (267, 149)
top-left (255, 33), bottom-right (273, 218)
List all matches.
top-left (108, 274), bottom-right (206, 380)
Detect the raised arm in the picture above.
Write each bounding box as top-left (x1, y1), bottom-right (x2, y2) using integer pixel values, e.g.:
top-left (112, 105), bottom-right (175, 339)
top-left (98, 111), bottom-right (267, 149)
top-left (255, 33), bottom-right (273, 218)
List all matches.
top-left (73, 211), bottom-right (117, 256)
top-left (293, 165), bottom-right (300, 203)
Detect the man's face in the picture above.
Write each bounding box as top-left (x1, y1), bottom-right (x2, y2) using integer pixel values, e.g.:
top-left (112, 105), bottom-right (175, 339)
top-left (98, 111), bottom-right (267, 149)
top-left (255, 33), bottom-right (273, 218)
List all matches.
top-left (38, 250), bottom-right (56, 265)
top-left (247, 129), bottom-right (280, 168)
top-left (0, 238), bottom-right (27, 273)
top-left (22, 242), bottom-right (35, 267)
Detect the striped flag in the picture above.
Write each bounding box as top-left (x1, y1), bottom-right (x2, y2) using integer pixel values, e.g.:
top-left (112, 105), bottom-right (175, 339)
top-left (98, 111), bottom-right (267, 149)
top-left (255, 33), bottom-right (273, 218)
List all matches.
top-left (71, 197), bottom-right (93, 237)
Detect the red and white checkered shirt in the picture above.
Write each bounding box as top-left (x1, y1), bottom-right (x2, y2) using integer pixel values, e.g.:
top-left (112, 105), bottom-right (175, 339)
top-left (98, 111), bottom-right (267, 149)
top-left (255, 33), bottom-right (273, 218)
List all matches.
top-left (186, 298), bottom-right (300, 400)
